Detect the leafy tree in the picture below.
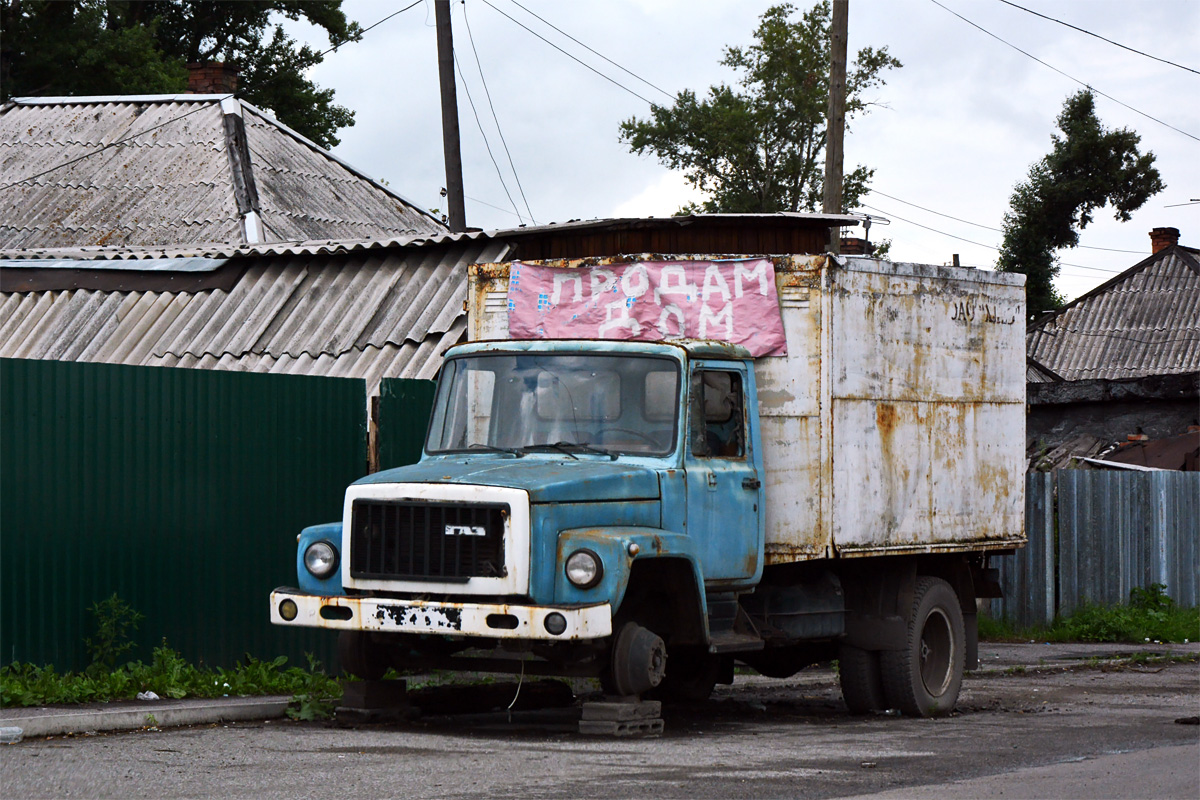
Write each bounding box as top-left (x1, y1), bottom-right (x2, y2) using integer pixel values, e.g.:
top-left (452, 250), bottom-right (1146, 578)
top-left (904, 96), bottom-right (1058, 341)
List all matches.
top-left (0, 1), bottom-right (360, 148)
top-left (997, 90), bottom-right (1164, 316)
top-left (619, 2), bottom-right (900, 215)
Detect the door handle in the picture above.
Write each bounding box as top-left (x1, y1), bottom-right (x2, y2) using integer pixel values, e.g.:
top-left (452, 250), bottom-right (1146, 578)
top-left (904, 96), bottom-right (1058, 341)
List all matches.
top-left (742, 477), bottom-right (761, 490)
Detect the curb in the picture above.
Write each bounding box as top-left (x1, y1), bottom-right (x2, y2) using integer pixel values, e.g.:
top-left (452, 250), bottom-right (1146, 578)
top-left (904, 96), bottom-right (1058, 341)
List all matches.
top-left (0, 696), bottom-right (291, 739)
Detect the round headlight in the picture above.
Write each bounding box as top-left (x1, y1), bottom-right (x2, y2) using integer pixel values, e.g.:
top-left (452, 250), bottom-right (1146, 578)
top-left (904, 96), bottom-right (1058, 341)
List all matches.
top-left (565, 549), bottom-right (602, 589)
top-left (304, 541), bottom-right (339, 579)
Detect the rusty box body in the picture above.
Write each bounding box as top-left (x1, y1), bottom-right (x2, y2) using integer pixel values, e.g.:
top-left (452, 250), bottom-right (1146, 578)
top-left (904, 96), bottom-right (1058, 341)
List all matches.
top-left (468, 254), bottom-right (1026, 566)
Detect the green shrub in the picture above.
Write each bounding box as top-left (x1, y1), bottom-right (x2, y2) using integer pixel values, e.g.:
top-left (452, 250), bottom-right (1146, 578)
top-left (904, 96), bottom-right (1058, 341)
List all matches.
top-left (0, 644), bottom-right (341, 709)
top-left (982, 584), bottom-right (1199, 644)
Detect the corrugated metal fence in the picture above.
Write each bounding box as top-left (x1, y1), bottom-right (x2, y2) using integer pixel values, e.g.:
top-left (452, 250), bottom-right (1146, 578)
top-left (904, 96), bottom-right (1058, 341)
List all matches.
top-left (377, 378), bottom-right (436, 471)
top-left (995, 471), bottom-right (1200, 627)
top-left (1, 358), bottom-right (368, 671)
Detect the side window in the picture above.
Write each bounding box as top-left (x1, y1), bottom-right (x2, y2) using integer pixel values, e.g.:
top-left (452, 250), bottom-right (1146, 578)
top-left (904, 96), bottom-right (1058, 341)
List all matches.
top-left (689, 370), bottom-right (745, 459)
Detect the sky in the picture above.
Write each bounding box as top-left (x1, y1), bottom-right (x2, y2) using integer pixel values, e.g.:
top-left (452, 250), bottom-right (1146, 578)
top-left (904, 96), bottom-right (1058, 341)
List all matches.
top-left (284, 0), bottom-right (1199, 303)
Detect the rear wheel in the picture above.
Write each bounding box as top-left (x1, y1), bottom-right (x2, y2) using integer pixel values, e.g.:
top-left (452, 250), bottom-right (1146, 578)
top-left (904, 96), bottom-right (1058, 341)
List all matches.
top-left (838, 644), bottom-right (886, 714)
top-left (881, 576), bottom-right (965, 717)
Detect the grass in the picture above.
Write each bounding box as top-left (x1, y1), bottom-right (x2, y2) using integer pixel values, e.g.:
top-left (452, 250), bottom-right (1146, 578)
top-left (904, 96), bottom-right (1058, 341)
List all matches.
top-left (981, 585), bottom-right (1199, 645)
top-left (0, 643), bottom-right (342, 717)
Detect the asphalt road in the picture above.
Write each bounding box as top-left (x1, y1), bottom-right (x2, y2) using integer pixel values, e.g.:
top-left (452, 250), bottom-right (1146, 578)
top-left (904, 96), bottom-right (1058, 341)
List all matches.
top-left (3, 646), bottom-right (1198, 799)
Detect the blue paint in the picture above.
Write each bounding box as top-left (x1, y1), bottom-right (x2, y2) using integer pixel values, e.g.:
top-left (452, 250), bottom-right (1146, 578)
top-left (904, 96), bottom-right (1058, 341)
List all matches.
top-left (295, 522), bottom-right (343, 595)
top-left (286, 338), bottom-right (764, 650)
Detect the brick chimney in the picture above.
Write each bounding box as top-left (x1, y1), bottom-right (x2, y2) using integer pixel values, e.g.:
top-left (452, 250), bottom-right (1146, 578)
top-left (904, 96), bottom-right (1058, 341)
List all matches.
top-left (186, 62), bottom-right (238, 94)
top-left (1149, 227), bottom-right (1180, 254)
top-left (839, 237), bottom-right (868, 255)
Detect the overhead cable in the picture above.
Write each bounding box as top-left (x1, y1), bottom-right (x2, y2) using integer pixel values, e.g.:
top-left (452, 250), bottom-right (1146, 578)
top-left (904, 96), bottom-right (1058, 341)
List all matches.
top-left (996, 0), bottom-right (1199, 75)
top-left (454, 52), bottom-right (525, 223)
top-left (462, 1), bottom-right (536, 223)
top-left (857, 202), bottom-right (1125, 275)
top-left (867, 190), bottom-right (1149, 254)
top-left (503, 0), bottom-right (675, 100)
top-left (928, 0), bottom-right (1199, 142)
top-left (477, 0), bottom-right (655, 105)
top-left (0, 1), bottom-right (426, 191)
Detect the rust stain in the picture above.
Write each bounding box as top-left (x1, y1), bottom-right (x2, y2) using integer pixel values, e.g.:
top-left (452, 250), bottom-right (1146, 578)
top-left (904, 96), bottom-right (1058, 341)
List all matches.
top-left (875, 402), bottom-right (898, 438)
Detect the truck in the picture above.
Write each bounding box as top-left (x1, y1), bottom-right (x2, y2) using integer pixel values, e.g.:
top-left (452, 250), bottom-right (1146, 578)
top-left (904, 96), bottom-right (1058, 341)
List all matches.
top-left (270, 252), bottom-right (1026, 717)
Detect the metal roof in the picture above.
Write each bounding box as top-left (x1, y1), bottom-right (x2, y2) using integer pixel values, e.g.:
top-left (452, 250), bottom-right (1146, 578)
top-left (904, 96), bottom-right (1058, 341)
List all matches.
top-left (1027, 245), bottom-right (1200, 382)
top-left (0, 239), bottom-right (509, 394)
top-left (0, 95), bottom-right (445, 250)
top-left (0, 212), bottom-right (859, 262)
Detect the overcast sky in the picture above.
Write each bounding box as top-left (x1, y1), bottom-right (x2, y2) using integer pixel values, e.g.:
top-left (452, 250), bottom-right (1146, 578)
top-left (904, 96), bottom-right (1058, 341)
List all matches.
top-left (285, 0), bottom-right (1199, 302)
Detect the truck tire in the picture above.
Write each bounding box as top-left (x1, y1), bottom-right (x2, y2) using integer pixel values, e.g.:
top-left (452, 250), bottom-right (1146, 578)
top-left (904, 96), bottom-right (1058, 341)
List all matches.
top-left (838, 644), bottom-right (886, 714)
top-left (881, 576), bottom-right (964, 717)
top-left (338, 631), bottom-right (387, 680)
top-left (609, 622), bottom-right (667, 697)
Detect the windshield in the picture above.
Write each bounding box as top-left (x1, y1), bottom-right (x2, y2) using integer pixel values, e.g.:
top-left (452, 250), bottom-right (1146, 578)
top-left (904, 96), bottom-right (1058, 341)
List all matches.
top-left (427, 353), bottom-right (681, 457)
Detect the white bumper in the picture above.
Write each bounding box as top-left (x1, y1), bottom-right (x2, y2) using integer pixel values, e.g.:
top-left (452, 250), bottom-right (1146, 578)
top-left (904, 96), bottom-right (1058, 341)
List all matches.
top-left (270, 589), bottom-right (612, 641)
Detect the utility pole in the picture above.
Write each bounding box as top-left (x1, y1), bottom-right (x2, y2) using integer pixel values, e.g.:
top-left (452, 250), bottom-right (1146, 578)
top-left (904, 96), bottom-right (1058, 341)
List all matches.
top-left (435, 0), bottom-right (466, 232)
top-left (823, 0), bottom-right (848, 254)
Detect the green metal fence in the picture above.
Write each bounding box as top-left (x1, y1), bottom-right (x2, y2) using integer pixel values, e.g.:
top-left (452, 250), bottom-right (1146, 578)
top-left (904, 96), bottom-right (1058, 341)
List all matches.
top-left (1, 358), bottom-right (368, 671)
top-left (376, 378), bottom-right (436, 471)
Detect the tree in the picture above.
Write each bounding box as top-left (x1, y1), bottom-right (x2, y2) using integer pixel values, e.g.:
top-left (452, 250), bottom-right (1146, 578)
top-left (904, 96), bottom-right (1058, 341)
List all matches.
top-left (0, 1), bottom-right (360, 148)
top-left (618, 2), bottom-right (900, 215)
top-left (997, 90), bottom-right (1164, 316)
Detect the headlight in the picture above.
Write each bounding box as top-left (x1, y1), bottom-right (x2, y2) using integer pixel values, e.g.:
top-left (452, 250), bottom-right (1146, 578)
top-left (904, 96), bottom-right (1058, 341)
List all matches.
top-left (304, 541), bottom-right (339, 579)
top-left (565, 549), bottom-right (602, 589)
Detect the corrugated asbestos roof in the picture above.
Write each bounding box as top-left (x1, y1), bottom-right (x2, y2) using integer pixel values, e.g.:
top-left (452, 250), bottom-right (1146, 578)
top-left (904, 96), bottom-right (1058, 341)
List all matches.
top-left (0, 95), bottom-right (445, 250)
top-left (0, 239), bottom-right (509, 394)
top-left (1027, 245), bottom-right (1200, 382)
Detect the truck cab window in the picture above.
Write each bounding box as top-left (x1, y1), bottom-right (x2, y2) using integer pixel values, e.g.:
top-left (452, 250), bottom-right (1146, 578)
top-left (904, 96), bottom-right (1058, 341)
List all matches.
top-left (690, 370), bottom-right (745, 458)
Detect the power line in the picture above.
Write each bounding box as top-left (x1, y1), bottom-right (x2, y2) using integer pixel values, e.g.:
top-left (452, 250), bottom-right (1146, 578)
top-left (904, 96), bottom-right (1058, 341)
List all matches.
top-left (0, 101), bottom-right (221, 190)
top-left (466, 193), bottom-right (525, 220)
top-left (477, 0), bottom-right (655, 105)
top-left (928, 0), bottom-right (1199, 143)
top-left (866, 189), bottom-right (1149, 254)
top-left (857, 201), bottom-right (1125, 276)
top-left (503, 0), bottom-right (675, 100)
top-left (454, 52), bottom-right (524, 223)
top-left (462, 1), bottom-right (536, 223)
top-left (996, 0), bottom-right (1199, 76)
top-left (0, 2), bottom-right (425, 191)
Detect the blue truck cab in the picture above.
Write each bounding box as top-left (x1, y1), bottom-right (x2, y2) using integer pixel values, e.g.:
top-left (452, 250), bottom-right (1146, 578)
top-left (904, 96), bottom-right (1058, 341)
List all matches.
top-left (271, 338), bottom-right (772, 697)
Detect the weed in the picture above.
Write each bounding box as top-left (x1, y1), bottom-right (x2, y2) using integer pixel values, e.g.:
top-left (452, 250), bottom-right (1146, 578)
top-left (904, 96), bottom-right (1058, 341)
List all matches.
top-left (85, 594), bottom-right (144, 671)
top-left (286, 655), bottom-right (341, 721)
top-left (0, 646), bottom-right (342, 709)
top-left (982, 584), bottom-right (1199, 644)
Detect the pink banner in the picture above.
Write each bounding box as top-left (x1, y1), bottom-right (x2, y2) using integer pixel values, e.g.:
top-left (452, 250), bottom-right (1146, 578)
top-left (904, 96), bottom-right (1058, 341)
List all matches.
top-left (506, 259), bottom-right (787, 356)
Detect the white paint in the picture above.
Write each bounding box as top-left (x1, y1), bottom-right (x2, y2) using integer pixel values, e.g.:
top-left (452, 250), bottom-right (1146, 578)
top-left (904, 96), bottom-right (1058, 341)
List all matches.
top-left (341, 483), bottom-right (531, 596)
top-left (269, 589), bottom-right (612, 641)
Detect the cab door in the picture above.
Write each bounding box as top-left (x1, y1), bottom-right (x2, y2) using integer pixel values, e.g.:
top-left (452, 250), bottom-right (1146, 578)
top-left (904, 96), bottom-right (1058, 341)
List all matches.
top-left (684, 362), bottom-right (764, 587)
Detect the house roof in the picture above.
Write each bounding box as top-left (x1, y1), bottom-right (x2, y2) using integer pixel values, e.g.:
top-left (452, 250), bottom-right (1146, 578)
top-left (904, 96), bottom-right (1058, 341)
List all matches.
top-left (0, 238), bottom-right (509, 393)
top-left (0, 95), bottom-right (445, 250)
top-left (1026, 243), bottom-right (1200, 382)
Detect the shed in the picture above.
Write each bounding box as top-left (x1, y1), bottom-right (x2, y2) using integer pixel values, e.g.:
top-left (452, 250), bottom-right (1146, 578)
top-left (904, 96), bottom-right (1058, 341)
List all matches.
top-left (1026, 227), bottom-right (1200, 469)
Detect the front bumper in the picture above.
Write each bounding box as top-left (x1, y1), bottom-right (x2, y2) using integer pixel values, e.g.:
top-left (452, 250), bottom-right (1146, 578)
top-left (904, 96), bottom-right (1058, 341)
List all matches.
top-left (269, 588), bottom-right (612, 641)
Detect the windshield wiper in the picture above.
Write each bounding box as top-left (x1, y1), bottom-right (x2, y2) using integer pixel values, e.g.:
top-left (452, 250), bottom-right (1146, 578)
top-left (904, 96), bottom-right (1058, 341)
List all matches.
top-left (467, 443), bottom-right (525, 457)
top-left (522, 441), bottom-right (617, 461)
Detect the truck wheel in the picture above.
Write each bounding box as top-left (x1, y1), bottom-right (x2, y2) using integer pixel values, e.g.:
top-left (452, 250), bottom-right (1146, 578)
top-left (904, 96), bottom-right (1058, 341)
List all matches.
top-left (609, 622), bottom-right (667, 697)
top-left (838, 644), bottom-right (886, 714)
top-left (881, 576), bottom-right (964, 717)
top-left (338, 631), bottom-right (387, 680)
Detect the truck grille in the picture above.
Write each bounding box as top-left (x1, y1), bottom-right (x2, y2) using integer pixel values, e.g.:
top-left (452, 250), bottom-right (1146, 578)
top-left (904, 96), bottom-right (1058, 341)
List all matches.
top-left (349, 500), bottom-right (507, 582)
